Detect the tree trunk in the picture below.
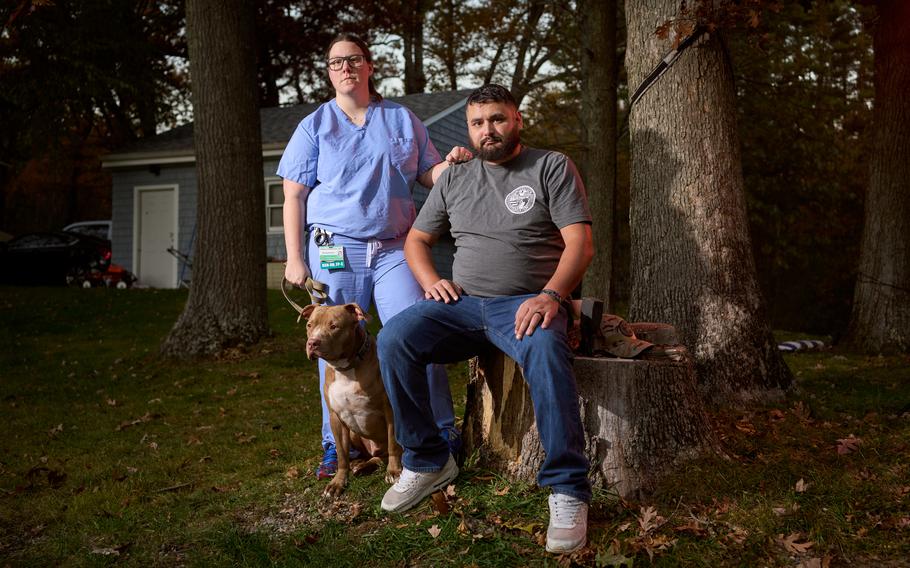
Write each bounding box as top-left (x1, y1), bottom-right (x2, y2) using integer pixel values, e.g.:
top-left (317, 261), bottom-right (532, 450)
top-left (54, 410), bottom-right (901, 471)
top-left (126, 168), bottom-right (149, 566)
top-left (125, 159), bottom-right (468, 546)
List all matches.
top-left (579, 0), bottom-right (618, 309)
top-left (161, 0), bottom-right (269, 358)
top-left (843, 0), bottom-right (910, 353)
top-left (463, 341), bottom-right (718, 499)
top-left (624, 0), bottom-right (791, 403)
top-left (403, 0), bottom-right (427, 95)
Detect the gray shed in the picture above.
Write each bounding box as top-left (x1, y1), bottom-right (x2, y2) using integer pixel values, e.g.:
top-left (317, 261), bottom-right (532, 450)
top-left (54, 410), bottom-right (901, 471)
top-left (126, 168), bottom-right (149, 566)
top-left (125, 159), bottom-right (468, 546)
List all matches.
top-left (102, 89), bottom-right (470, 288)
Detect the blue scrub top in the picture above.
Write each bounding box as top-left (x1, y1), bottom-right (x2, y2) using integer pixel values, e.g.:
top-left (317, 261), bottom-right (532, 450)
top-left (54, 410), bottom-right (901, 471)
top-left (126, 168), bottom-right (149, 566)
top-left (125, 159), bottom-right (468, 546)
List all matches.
top-left (276, 98), bottom-right (442, 240)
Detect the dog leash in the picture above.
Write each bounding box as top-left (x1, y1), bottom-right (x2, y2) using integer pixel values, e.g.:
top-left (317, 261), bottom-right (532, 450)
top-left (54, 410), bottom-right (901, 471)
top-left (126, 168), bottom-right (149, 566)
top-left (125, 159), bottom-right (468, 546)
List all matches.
top-left (281, 276), bottom-right (329, 322)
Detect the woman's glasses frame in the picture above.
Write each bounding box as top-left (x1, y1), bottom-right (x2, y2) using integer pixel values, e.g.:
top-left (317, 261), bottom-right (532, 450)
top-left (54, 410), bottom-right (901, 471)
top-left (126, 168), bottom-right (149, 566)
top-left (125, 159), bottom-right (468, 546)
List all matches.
top-left (327, 55), bottom-right (366, 71)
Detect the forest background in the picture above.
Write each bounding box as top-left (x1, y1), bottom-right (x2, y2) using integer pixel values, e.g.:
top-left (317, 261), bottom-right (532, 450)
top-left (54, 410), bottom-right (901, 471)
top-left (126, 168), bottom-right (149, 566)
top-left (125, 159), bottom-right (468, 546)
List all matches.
top-left (0, 0), bottom-right (881, 336)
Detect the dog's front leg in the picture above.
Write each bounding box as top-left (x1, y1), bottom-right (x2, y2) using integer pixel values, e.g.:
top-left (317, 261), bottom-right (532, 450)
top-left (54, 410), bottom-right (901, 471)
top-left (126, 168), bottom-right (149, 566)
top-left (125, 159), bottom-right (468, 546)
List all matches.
top-left (324, 412), bottom-right (350, 497)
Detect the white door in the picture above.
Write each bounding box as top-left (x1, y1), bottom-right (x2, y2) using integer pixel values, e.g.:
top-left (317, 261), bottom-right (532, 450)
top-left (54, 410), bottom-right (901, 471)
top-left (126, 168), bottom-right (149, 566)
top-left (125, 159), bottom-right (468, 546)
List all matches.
top-left (136, 187), bottom-right (177, 288)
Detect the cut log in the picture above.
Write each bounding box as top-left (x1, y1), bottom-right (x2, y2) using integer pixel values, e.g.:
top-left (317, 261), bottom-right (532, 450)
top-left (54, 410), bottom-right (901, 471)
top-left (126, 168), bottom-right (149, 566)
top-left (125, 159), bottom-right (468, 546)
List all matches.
top-left (463, 333), bottom-right (719, 499)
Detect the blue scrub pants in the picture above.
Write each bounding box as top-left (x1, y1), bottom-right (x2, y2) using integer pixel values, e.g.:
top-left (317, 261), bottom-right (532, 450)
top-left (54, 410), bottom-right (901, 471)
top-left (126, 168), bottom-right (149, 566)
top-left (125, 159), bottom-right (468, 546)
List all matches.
top-left (307, 233), bottom-right (455, 449)
top-left (376, 294), bottom-right (592, 502)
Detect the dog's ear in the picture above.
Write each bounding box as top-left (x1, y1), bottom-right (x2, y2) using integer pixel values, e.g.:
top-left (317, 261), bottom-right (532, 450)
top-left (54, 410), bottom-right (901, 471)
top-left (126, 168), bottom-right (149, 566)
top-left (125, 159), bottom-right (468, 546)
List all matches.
top-left (300, 304), bottom-right (318, 321)
top-left (344, 303), bottom-right (371, 323)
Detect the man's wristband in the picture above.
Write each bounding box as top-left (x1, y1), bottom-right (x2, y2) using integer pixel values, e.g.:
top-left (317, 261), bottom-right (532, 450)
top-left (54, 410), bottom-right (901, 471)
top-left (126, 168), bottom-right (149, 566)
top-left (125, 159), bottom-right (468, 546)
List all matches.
top-left (540, 288), bottom-right (562, 304)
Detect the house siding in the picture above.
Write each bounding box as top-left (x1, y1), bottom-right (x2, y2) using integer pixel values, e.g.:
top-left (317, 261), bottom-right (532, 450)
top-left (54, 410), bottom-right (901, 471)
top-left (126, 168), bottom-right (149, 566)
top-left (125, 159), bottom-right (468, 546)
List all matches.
top-left (108, 92), bottom-right (469, 287)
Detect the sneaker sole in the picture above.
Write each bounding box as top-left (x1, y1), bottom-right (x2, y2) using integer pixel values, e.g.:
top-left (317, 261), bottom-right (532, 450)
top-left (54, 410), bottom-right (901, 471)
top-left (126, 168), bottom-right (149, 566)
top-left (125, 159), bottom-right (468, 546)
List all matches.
top-left (545, 538), bottom-right (586, 554)
top-left (381, 462), bottom-right (458, 513)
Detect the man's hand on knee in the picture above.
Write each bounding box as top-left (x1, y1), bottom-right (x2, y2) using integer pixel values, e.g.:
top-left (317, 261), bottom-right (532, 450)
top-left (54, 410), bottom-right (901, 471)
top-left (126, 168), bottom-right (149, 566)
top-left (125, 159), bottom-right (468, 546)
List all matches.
top-left (424, 279), bottom-right (463, 304)
top-left (514, 294), bottom-right (560, 339)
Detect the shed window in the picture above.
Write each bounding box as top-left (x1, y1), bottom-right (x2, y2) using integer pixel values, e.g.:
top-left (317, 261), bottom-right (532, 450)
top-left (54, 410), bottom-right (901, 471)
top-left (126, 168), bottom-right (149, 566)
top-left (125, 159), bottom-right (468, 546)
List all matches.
top-left (266, 179), bottom-right (284, 231)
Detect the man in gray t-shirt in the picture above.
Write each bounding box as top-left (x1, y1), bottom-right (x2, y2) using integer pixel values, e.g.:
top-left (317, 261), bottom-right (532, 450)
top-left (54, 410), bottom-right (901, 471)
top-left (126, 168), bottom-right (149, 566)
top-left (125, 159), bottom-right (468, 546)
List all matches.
top-left (377, 85), bottom-right (593, 555)
top-left (415, 146), bottom-right (591, 298)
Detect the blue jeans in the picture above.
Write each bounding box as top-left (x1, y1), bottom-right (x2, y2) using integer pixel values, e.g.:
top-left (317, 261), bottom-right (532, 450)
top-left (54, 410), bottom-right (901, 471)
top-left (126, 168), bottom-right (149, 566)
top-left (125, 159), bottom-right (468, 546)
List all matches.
top-left (307, 233), bottom-right (455, 448)
top-left (377, 294), bottom-right (591, 502)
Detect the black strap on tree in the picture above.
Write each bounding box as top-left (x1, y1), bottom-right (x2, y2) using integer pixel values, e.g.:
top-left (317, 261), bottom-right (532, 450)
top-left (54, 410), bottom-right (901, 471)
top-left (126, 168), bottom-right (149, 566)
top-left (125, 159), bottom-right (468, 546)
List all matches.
top-left (629, 25), bottom-right (707, 107)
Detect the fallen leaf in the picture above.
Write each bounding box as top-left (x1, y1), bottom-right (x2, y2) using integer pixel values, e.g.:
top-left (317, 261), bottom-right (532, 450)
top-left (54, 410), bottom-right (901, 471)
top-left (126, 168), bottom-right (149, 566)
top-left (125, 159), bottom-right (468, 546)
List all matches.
top-left (735, 418), bottom-right (757, 435)
top-left (428, 524), bottom-right (441, 538)
top-left (673, 518), bottom-right (707, 536)
top-left (637, 506), bottom-right (661, 534)
top-left (285, 466), bottom-right (299, 479)
top-left (791, 401), bottom-right (813, 423)
top-left (769, 409), bottom-right (786, 422)
top-left (836, 434), bottom-right (862, 455)
top-left (725, 525), bottom-right (749, 544)
top-left (795, 478), bottom-right (809, 493)
top-left (494, 485), bottom-right (510, 496)
top-left (445, 484), bottom-right (456, 498)
top-left (91, 547), bottom-right (120, 556)
top-left (48, 423), bottom-right (63, 437)
top-left (779, 532), bottom-right (814, 555)
top-left (115, 412), bottom-right (155, 431)
top-left (799, 557), bottom-right (831, 568)
top-left (234, 432), bottom-right (256, 444)
top-left (503, 520), bottom-right (541, 534)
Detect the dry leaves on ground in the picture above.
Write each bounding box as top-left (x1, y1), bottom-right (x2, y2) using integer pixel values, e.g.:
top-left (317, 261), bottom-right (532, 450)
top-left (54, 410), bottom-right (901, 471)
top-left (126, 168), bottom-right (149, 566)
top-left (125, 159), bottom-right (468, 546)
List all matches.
top-left (779, 532), bottom-right (814, 555)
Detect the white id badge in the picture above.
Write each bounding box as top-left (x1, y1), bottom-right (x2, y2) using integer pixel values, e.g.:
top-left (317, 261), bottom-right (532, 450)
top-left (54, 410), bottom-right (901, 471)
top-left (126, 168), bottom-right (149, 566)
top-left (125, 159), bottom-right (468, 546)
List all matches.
top-left (318, 245), bottom-right (345, 270)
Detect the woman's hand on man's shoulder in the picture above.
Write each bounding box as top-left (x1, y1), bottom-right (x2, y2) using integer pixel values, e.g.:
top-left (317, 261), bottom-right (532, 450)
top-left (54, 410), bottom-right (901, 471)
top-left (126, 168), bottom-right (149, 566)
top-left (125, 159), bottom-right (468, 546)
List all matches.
top-left (445, 146), bottom-right (474, 164)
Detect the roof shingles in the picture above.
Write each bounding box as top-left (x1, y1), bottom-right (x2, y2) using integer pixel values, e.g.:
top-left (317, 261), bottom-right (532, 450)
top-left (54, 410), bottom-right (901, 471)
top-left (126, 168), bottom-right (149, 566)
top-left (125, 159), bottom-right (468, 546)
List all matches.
top-left (110, 89), bottom-right (471, 158)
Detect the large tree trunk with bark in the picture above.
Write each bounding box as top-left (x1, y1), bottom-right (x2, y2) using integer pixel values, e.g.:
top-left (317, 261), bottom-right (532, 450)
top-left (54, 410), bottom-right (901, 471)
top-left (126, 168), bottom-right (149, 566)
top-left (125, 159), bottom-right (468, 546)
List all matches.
top-left (161, 0), bottom-right (269, 358)
top-left (843, 0), bottom-right (910, 354)
top-left (624, 0), bottom-right (791, 403)
top-left (464, 339), bottom-right (719, 499)
top-left (579, 0), bottom-right (618, 309)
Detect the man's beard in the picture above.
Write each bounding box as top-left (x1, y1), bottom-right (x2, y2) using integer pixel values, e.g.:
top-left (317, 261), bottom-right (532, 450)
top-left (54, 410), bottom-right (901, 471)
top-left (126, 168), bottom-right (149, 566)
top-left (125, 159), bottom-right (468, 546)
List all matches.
top-left (474, 130), bottom-right (520, 162)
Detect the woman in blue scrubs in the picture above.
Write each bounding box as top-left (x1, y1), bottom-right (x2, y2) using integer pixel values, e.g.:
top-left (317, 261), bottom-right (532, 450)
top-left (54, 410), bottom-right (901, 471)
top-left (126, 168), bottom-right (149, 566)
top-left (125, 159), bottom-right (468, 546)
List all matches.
top-left (277, 33), bottom-right (464, 479)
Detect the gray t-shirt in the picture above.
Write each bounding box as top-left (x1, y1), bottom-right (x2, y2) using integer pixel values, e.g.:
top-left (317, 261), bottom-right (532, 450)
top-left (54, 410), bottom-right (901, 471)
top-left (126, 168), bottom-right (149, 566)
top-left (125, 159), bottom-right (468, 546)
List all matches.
top-left (414, 146), bottom-right (592, 297)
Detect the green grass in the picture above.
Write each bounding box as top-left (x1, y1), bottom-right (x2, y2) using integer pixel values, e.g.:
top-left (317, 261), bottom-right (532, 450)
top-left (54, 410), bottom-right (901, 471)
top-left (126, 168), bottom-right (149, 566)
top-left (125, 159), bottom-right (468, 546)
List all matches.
top-left (1, 287), bottom-right (908, 566)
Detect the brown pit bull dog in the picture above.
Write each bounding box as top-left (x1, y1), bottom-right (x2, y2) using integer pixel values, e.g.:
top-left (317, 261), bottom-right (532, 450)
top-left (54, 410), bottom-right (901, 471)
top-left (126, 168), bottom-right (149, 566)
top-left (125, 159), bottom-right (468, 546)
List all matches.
top-left (300, 303), bottom-right (403, 497)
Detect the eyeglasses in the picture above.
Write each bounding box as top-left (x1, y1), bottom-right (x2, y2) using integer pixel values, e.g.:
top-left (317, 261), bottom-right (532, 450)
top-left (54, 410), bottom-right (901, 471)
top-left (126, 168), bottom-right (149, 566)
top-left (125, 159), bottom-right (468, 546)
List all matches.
top-left (327, 55), bottom-right (366, 71)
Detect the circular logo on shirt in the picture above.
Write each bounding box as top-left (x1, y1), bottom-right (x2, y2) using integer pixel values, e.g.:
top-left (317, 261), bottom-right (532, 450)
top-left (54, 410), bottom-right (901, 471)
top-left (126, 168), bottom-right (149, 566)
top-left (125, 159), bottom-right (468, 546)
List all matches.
top-left (504, 185), bottom-right (537, 214)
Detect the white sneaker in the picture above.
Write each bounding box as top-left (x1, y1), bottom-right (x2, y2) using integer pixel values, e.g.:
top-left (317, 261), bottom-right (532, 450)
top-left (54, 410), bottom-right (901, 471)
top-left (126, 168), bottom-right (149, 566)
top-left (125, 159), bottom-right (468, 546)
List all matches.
top-left (546, 493), bottom-right (588, 553)
top-left (380, 454), bottom-right (458, 513)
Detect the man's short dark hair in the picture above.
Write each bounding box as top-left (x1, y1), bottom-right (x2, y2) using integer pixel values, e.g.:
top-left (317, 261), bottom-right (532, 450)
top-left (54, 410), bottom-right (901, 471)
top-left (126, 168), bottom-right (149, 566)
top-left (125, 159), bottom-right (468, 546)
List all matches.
top-left (467, 84), bottom-right (517, 108)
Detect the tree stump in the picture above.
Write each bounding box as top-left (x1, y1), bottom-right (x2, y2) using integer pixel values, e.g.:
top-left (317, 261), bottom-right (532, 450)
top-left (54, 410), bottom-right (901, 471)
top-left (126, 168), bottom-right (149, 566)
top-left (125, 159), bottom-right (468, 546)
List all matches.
top-left (463, 324), bottom-right (719, 499)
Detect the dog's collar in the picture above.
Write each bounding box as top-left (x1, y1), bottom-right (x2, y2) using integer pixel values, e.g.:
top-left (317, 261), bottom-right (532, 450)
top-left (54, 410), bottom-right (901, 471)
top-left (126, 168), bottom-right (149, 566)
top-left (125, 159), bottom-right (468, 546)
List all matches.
top-left (334, 326), bottom-right (372, 371)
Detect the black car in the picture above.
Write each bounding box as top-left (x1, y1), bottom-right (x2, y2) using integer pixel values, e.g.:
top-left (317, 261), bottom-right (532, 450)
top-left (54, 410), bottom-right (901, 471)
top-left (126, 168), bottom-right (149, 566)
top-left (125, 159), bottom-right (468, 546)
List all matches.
top-left (0, 231), bottom-right (111, 286)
